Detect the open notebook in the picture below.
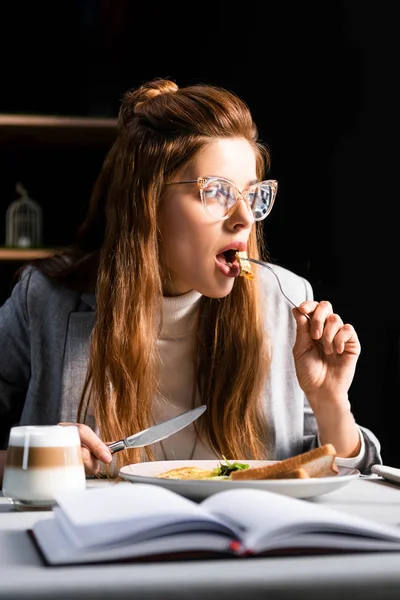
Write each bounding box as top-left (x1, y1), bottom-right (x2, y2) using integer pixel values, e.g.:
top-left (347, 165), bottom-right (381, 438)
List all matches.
top-left (30, 482), bottom-right (400, 565)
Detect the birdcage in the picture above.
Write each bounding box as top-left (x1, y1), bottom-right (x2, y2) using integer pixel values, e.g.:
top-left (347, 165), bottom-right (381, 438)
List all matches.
top-left (5, 182), bottom-right (43, 248)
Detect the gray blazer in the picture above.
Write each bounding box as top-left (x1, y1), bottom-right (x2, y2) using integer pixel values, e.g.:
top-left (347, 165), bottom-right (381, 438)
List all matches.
top-left (0, 266), bottom-right (382, 473)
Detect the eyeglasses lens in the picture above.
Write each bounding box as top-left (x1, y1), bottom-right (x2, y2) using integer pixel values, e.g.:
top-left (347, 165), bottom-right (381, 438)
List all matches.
top-left (203, 180), bottom-right (274, 221)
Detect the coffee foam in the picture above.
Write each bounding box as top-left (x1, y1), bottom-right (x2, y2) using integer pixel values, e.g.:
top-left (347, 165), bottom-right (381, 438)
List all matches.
top-left (8, 425), bottom-right (80, 447)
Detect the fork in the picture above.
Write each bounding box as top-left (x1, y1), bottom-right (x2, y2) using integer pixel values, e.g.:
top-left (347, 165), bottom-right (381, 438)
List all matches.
top-left (246, 257), bottom-right (311, 321)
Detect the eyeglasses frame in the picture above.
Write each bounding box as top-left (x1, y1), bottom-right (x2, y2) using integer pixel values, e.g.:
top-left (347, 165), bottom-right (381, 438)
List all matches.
top-left (166, 176), bottom-right (278, 221)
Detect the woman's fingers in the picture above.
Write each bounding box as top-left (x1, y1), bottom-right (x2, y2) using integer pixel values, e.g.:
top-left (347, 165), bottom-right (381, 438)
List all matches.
top-left (58, 422), bottom-right (112, 475)
top-left (330, 322), bottom-right (360, 356)
top-left (293, 301), bottom-right (360, 357)
top-left (296, 301), bottom-right (333, 339)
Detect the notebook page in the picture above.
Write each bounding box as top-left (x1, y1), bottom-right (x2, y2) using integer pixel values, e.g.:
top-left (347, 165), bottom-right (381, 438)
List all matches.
top-left (32, 517), bottom-right (235, 565)
top-left (202, 488), bottom-right (400, 551)
top-left (53, 482), bottom-right (236, 548)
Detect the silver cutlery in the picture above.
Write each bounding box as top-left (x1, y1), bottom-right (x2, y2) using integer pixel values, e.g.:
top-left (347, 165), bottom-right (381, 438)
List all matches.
top-left (247, 257), bottom-right (310, 321)
top-left (371, 464), bottom-right (400, 486)
top-left (108, 405), bottom-right (207, 454)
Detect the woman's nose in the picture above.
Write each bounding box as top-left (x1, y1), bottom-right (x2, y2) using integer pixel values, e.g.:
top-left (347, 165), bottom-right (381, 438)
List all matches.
top-left (225, 197), bottom-right (255, 230)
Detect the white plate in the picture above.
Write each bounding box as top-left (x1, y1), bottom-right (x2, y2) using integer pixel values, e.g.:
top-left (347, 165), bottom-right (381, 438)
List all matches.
top-left (119, 460), bottom-right (360, 500)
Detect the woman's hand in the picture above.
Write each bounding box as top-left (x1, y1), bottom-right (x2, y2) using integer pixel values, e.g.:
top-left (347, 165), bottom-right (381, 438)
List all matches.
top-left (58, 422), bottom-right (113, 476)
top-left (292, 300), bottom-right (360, 406)
top-left (291, 300), bottom-right (362, 458)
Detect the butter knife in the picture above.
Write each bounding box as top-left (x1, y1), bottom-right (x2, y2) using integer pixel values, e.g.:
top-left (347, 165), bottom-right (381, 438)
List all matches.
top-left (107, 405), bottom-right (207, 454)
top-left (371, 464), bottom-right (400, 485)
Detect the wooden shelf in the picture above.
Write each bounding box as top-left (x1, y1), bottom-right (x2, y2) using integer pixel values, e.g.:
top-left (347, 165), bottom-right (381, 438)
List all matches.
top-left (0, 114), bottom-right (118, 128)
top-left (0, 114), bottom-right (118, 145)
top-left (0, 248), bottom-right (57, 261)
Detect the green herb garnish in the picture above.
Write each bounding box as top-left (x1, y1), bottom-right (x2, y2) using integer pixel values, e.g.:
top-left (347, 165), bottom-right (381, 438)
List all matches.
top-left (211, 455), bottom-right (250, 477)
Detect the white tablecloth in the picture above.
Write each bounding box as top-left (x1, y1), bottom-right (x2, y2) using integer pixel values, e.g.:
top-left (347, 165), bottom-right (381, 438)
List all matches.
top-left (1, 476), bottom-right (400, 599)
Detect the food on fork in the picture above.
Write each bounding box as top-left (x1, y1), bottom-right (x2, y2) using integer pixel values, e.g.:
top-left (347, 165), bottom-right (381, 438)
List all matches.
top-left (235, 251), bottom-right (255, 280)
top-left (230, 444), bottom-right (338, 481)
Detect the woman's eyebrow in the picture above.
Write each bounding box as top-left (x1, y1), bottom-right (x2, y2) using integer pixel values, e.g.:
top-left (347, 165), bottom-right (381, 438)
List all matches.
top-left (206, 176), bottom-right (260, 187)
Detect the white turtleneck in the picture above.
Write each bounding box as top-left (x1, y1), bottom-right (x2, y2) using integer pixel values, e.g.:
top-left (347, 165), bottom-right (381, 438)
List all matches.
top-left (152, 289), bottom-right (217, 461)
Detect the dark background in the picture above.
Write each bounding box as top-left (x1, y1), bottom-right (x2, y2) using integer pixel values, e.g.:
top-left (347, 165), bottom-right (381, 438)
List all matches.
top-left (0, 1), bottom-right (399, 464)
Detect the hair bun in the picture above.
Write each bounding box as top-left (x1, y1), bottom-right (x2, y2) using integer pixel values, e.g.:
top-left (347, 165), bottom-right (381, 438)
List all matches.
top-left (119, 79), bottom-right (178, 125)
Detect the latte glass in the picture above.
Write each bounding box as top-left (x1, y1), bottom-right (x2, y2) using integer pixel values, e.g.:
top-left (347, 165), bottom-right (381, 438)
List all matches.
top-left (3, 425), bottom-right (86, 510)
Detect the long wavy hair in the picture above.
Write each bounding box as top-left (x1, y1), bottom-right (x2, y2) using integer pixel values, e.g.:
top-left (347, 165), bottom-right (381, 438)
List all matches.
top-left (29, 78), bottom-right (273, 472)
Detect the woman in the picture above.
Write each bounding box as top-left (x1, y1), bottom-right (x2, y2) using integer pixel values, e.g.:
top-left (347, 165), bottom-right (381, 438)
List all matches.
top-left (0, 78), bottom-right (381, 482)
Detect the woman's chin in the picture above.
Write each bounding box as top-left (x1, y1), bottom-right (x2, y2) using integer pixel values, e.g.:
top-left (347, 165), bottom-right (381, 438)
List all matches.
top-left (162, 270), bottom-right (235, 299)
top-left (196, 277), bottom-right (235, 299)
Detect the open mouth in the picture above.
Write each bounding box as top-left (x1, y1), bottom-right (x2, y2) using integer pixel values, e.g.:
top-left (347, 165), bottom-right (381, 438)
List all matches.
top-left (216, 248), bottom-right (239, 267)
top-left (215, 248), bottom-right (241, 278)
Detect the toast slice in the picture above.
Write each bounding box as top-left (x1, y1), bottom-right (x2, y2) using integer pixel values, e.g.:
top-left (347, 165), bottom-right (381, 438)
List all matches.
top-left (268, 467), bottom-right (310, 480)
top-left (230, 444), bottom-right (338, 480)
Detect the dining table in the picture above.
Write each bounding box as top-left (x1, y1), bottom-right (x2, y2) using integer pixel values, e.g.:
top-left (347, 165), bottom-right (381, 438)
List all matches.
top-left (1, 474), bottom-right (400, 600)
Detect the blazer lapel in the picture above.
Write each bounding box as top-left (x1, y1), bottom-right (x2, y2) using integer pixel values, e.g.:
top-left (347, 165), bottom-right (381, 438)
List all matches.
top-left (60, 304), bottom-right (96, 429)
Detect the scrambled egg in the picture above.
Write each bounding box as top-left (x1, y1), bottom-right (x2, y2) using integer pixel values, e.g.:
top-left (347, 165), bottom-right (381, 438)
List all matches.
top-left (236, 251), bottom-right (254, 280)
top-left (157, 466), bottom-right (226, 480)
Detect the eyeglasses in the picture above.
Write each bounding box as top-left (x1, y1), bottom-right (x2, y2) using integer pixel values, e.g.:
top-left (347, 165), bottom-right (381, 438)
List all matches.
top-left (166, 176), bottom-right (278, 221)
